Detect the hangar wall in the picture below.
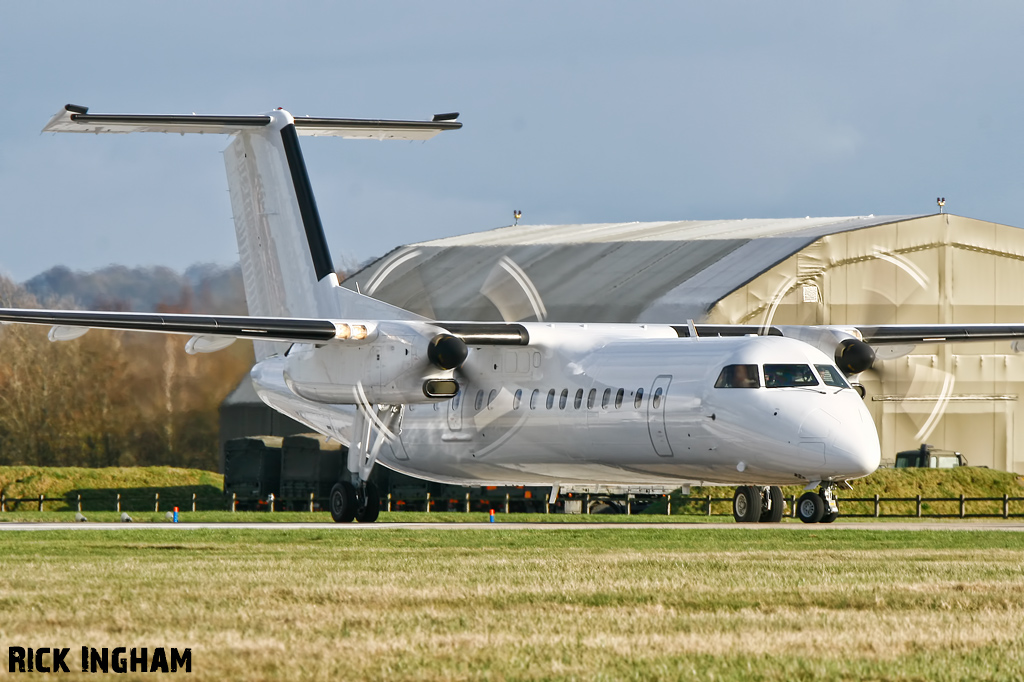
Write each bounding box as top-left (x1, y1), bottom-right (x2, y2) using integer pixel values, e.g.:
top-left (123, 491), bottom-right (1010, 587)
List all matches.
top-left (707, 214), bottom-right (1024, 472)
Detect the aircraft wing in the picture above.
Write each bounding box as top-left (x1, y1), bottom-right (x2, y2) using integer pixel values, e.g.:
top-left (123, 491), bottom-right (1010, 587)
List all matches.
top-left (850, 324), bottom-right (1024, 345)
top-left (0, 308), bottom-right (342, 343)
top-left (0, 308), bottom-right (530, 346)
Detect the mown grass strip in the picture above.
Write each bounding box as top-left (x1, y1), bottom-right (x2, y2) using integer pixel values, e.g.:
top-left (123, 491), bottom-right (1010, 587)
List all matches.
top-left (1, 529), bottom-right (1023, 680)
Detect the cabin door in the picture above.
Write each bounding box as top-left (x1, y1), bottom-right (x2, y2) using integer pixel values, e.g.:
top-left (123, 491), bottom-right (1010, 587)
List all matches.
top-left (647, 375), bottom-right (674, 457)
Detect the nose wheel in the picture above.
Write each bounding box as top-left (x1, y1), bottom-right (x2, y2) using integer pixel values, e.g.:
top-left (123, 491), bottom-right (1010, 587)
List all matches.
top-left (732, 486), bottom-right (785, 523)
top-left (797, 485), bottom-right (839, 524)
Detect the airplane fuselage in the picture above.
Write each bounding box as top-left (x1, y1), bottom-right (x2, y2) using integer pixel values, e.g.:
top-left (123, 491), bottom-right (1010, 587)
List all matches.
top-left (251, 323), bottom-right (880, 488)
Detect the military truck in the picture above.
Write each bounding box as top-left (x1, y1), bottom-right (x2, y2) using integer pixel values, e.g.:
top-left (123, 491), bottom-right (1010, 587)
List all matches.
top-left (894, 443), bottom-right (967, 469)
top-left (222, 436), bottom-right (283, 509)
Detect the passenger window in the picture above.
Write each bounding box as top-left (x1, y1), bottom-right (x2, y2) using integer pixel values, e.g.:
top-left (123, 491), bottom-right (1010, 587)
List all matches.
top-left (475, 390), bottom-right (484, 410)
top-left (487, 389), bottom-right (497, 408)
top-left (513, 389), bottom-right (522, 410)
top-left (653, 387), bottom-right (663, 409)
top-left (715, 364), bottom-right (760, 388)
top-left (634, 388), bottom-right (644, 408)
top-left (614, 388), bottom-right (624, 408)
top-left (764, 364), bottom-right (819, 388)
top-left (814, 364), bottom-right (850, 388)
top-left (546, 389), bottom-right (555, 409)
top-left (574, 388), bottom-right (583, 409)
top-left (559, 389), bottom-right (568, 409)
top-left (530, 389), bottom-right (539, 410)
top-left (601, 388), bottom-right (611, 409)
top-left (587, 388), bottom-right (597, 409)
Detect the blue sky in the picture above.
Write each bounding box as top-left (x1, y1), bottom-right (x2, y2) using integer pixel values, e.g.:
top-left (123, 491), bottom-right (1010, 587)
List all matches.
top-left (2, 1), bottom-right (1022, 281)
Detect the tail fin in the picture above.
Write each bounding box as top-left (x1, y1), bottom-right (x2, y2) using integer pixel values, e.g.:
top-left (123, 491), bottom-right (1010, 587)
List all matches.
top-left (44, 104), bottom-right (462, 358)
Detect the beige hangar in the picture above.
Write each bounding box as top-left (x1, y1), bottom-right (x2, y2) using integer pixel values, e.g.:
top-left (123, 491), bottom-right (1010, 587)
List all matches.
top-left (343, 213), bottom-right (1024, 473)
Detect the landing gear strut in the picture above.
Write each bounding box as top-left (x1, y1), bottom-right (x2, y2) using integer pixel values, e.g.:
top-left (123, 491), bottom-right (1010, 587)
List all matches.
top-left (331, 403), bottom-right (403, 523)
top-left (759, 486), bottom-right (784, 523)
top-left (797, 484), bottom-right (839, 524)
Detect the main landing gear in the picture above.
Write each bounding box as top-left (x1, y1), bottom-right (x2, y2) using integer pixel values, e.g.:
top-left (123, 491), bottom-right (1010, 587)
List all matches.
top-left (732, 485), bottom-right (785, 523)
top-left (330, 403), bottom-right (402, 523)
top-left (796, 485), bottom-right (839, 524)
top-left (329, 480), bottom-right (381, 523)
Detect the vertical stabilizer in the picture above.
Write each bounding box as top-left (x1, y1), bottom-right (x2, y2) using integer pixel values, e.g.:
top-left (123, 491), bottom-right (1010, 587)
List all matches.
top-left (42, 104), bottom-right (462, 360)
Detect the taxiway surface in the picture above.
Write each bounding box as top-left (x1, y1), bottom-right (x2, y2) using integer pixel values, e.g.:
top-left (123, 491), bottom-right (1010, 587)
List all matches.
top-left (2, 521), bottom-right (1024, 531)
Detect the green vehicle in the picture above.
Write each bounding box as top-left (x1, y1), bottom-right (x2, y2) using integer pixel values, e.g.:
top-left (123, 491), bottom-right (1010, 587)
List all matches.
top-left (894, 443), bottom-right (967, 469)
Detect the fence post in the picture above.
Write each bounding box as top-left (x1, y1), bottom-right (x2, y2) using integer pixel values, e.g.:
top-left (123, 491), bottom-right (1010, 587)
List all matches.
top-left (916, 495), bottom-right (922, 518)
top-left (269, 493), bottom-right (275, 513)
top-left (1004, 494), bottom-right (1010, 520)
top-left (232, 492), bottom-right (236, 513)
top-left (1, 492), bottom-right (5, 512)
top-left (40, 494), bottom-right (45, 513)
top-left (155, 493), bottom-right (159, 513)
top-left (115, 493), bottom-right (120, 513)
top-left (309, 491), bottom-right (314, 513)
top-left (77, 494), bottom-right (82, 513)
top-left (707, 495), bottom-right (712, 517)
top-left (960, 494), bottom-right (965, 519)
top-left (874, 494), bottom-right (880, 518)
top-left (666, 495), bottom-right (671, 516)
top-left (387, 493), bottom-right (392, 512)
top-left (465, 492), bottom-right (470, 513)
top-left (627, 494), bottom-right (632, 516)
top-left (505, 493), bottom-right (510, 514)
top-left (192, 493), bottom-right (196, 513)
top-left (426, 491), bottom-right (430, 513)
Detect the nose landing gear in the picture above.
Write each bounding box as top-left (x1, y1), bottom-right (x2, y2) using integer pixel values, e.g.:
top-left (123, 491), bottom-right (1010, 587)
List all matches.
top-left (797, 484), bottom-right (839, 524)
top-left (732, 486), bottom-right (785, 523)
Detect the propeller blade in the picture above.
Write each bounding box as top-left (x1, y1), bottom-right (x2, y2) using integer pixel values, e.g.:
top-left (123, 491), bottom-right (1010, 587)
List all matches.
top-left (480, 256), bottom-right (547, 322)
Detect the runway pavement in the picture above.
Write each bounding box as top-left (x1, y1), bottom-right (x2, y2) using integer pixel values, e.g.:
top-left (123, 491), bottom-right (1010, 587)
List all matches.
top-left (2, 521), bottom-right (1024, 531)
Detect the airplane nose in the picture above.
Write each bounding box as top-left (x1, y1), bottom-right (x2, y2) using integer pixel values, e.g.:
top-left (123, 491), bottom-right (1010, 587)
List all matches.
top-left (828, 410), bottom-right (881, 478)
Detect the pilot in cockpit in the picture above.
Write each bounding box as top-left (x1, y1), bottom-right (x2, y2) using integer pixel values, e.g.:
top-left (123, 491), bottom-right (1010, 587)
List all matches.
top-left (716, 364), bottom-right (760, 388)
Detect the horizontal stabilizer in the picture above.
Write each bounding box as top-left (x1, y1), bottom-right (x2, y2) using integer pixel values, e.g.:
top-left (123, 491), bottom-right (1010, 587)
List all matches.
top-left (42, 105), bottom-right (461, 140)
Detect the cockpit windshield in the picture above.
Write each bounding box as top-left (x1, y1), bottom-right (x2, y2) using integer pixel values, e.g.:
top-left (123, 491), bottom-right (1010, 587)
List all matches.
top-left (763, 364), bottom-right (819, 388)
top-left (814, 364), bottom-right (850, 388)
top-left (714, 364), bottom-right (760, 388)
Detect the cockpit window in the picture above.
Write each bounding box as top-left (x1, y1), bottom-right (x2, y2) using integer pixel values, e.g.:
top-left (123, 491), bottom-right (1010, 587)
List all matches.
top-left (814, 364), bottom-right (850, 388)
top-left (764, 364), bottom-right (819, 388)
top-left (715, 364), bottom-right (760, 388)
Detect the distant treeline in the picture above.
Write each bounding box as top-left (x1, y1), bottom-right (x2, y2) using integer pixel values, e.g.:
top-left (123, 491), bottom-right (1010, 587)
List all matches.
top-left (0, 270), bottom-right (252, 471)
top-left (24, 263), bottom-right (247, 314)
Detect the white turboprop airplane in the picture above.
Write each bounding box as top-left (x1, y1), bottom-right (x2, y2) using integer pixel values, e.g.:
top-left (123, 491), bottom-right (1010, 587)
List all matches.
top-left (7, 104), bottom-right (1024, 525)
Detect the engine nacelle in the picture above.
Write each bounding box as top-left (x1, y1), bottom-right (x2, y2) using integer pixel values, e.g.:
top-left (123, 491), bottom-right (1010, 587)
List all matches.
top-left (776, 325), bottom-right (876, 376)
top-left (282, 322), bottom-right (465, 404)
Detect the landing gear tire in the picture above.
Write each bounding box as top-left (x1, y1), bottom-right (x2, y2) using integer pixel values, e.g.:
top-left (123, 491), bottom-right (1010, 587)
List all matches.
top-left (355, 481), bottom-right (380, 523)
top-left (820, 510), bottom-right (839, 524)
top-left (733, 486), bottom-right (762, 523)
top-left (329, 482), bottom-right (357, 523)
top-left (759, 486), bottom-right (785, 523)
top-left (797, 492), bottom-right (825, 523)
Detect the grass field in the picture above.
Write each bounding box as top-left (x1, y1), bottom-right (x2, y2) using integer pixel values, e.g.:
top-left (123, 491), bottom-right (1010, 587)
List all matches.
top-left (2, 528), bottom-right (1023, 681)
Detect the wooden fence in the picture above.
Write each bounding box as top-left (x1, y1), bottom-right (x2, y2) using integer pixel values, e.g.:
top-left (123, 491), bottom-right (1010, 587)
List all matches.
top-left (3, 491), bottom-right (1024, 519)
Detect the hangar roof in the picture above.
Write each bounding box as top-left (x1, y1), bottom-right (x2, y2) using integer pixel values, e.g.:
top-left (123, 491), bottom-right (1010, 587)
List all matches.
top-left (416, 215), bottom-right (913, 245)
top-left (343, 214), bottom-right (926, 323)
